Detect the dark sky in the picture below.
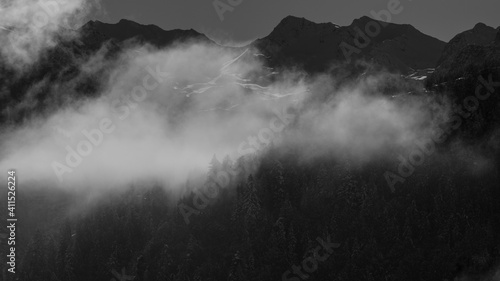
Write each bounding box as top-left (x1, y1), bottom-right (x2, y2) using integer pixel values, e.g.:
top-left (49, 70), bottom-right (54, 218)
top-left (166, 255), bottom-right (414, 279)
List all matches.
top-left (94, 0), bottom-right (500, 44)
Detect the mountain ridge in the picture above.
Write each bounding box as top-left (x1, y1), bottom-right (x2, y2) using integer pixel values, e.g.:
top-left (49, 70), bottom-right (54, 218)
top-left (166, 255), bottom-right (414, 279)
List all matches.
top-left (79, 19), bottom-right (212, 49)
top-left (251, 15), bottom-right (445, 73)
top-left (436, 22), bottom-right (498, 66)
top-left (76, 16), bottom-right (451, 74)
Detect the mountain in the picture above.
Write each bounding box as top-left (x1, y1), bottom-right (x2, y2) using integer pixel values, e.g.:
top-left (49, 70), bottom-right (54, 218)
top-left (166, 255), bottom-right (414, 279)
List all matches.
top-left (348, 16), bottom-right (445, 71)
top-left (0, 20), bottom-right (218, 124)
top-left (430, 22), bottom-right (500, 85)
top-left (436, 22), bottom-right (498, 66)
top-left (84, 16), bottom-right (446, 74)
top-left (425, 23), bottom-right (500, 137)
top-left (253, 15), bottom-right (445, 73)
top-left (79, 19), bottom-right (213, 50)
top-left (251, 16), bottom-right (345, 72)
top-left (3, 16), bottom-right (500, 125)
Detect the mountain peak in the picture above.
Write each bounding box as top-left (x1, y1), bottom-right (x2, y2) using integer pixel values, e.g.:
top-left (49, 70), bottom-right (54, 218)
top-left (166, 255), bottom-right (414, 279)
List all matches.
top-left (277, 16), bottom-right (318, 28)
top-left (115, 19), bottom-right (166, 32)
top-left (448, 22), bottom-right (497, 44)
top-left (275, 15), bottom-right (341, 29)
top-left (118, 19), bottom-right (136, 24)
top-left (473, 22), bottom-right (492, 30)
top-left (349, 15), bottom-right (416, 32)
top-left (352, 15), bottom-right (376, 24)
top-left (81, 20), bottom-right (103, 28)
top-left (437, 22), bottom-right (498, 66)
top-left (265, 15), bottom-right (340, 43)
top-left (117, 19), bottom-right (142, 26)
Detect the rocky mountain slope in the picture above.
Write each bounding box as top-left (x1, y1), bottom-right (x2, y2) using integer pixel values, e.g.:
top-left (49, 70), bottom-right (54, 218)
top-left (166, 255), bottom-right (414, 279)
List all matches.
top-left (437, 23), bottom-right (498, 66)
top-left (430, 23), bottom-right (500, 84)
top-left (253, 15), bottom-right (445, 73)
top-left (79, 19), bottom-right (212, 49)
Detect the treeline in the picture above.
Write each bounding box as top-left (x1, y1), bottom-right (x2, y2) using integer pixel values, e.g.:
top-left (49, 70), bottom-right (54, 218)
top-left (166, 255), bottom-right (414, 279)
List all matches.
top-left (12, 139), bottom-right (500, 281)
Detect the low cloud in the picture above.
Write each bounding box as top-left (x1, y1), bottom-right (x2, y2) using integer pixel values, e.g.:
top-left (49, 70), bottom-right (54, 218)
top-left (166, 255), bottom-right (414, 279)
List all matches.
top-left (0, 0), bottom-right (96, 69)
top-left (0, 38), bottom-right (470, 194)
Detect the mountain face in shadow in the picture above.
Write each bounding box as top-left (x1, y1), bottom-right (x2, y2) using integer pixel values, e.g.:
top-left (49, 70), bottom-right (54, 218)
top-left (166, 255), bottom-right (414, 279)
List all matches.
top-left (252, 16), bottom-right (346, 72)
top-left (429, 22), bottom-right (500, 85)
top-left (345, 16), bottom-right (444, 72)
top-left (0, 20), bottom-right (215, 124)
top-left (79, 19), bottom-right (213, 50)
top-left (436, 22), bottom-right (499, 66)
top-left (253, 15), bottom-right (445, 73)
top-left (425, 23), bottom-right (500, 141)
top-left (496, 27), bottom-right (500, 45)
